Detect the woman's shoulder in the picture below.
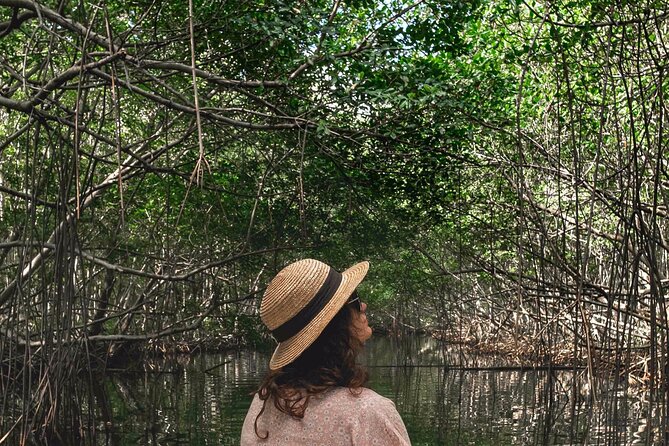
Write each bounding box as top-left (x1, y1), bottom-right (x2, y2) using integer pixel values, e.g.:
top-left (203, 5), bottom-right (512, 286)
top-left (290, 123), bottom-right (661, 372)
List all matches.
top-left (324, 387), bottom-right (398, 410)
top-left (324, 387), bottom-right (411, 444)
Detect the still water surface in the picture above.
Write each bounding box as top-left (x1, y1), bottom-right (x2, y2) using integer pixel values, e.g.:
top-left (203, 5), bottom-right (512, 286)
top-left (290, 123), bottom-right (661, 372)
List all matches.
top-left (98, 336), bottom-right (661, 445)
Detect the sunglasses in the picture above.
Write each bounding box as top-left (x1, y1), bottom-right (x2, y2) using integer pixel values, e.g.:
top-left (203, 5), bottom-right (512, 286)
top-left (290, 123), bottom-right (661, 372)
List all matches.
top-left (347, 291), bottom-right (361, 312)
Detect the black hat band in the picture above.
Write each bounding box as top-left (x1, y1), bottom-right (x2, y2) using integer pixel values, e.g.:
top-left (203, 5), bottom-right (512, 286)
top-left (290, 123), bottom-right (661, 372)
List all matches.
top-left (271, 267), bottom-right (342, 342)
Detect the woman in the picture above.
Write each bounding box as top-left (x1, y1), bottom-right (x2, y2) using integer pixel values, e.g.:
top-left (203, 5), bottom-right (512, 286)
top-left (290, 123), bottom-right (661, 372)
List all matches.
top-left (241, 258), bottom-right (411, 445)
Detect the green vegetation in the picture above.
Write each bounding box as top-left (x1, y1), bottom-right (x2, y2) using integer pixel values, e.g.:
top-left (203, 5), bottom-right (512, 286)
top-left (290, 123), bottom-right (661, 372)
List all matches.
top-left (2, 0), bottom-right (669, 442)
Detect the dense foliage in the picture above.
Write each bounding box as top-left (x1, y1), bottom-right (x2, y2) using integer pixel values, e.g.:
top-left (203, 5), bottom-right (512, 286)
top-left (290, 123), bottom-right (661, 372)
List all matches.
top-left (2, 0), bottom-right (669, 442)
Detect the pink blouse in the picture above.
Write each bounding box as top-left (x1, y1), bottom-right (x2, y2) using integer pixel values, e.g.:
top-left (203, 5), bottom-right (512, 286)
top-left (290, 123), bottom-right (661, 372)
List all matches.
top-left (241, 387), bottom-right (411, 445)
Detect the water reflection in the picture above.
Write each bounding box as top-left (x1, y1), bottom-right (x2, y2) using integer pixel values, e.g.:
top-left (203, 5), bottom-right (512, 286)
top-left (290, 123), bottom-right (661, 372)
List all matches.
top-left (367, 337), bottom-right (663, 445)
top-left (95, 350), bottom-right (266, 445)
top-left (90, 336), bottom-right (661, 445)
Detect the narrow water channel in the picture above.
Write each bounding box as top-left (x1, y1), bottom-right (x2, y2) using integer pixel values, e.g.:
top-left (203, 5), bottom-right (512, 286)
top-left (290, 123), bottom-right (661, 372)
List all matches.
top-left (95, 336), bottom-right (660, 445)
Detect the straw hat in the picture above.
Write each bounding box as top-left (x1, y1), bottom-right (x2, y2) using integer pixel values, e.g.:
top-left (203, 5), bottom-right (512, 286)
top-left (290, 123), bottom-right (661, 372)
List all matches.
top-left (260, 258), bottom-right (369, 370)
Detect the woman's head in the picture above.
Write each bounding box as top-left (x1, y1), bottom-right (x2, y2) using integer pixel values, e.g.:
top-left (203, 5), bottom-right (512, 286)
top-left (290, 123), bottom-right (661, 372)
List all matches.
top-left (254, 260), bottom-right (371, 438)
top-left (259, 259), bottom-right (370, 370)
top-left (277, 298), bottom-right (369, 388)
top-left (254, 295), bottom-right (370, 437)
top-left (347, 291), bottom-right (372, 344)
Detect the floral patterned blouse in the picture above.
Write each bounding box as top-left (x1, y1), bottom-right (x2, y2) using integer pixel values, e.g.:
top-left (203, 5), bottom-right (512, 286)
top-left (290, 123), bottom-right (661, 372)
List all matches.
top-left (241, 387), bottom-right (411, 445)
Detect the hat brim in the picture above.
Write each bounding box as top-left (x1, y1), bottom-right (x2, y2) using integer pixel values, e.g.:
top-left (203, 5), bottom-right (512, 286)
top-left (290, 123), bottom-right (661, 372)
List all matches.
top-left (268, 261), bottom-right (369, 370)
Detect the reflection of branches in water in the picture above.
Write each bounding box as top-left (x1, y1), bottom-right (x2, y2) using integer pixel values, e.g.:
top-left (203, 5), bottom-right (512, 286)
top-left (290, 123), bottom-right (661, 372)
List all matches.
top-left (5, 340), bottom-right (655, 444)
top-left (420, 369), bottom-right (658, 444)
top-left (367, 337), bottom-right (661, 444)
top-left (88, 351), bottom-right (265, 444)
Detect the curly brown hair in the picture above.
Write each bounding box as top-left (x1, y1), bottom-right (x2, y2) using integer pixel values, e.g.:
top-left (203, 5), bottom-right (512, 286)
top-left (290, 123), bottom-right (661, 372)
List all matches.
top-left (253, 303), bottom-right (369, 439)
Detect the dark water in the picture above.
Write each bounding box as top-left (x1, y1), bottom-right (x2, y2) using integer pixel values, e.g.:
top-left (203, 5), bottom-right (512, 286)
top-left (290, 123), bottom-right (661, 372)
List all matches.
top-left (94, 336), bottom-right (662, 445)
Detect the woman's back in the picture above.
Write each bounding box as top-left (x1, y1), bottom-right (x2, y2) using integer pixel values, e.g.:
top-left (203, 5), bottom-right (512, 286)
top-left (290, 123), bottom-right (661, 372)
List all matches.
top-left (241, 259), bottom-right (411, 445)
top-left (241, 387), bottom-right (410, 446)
